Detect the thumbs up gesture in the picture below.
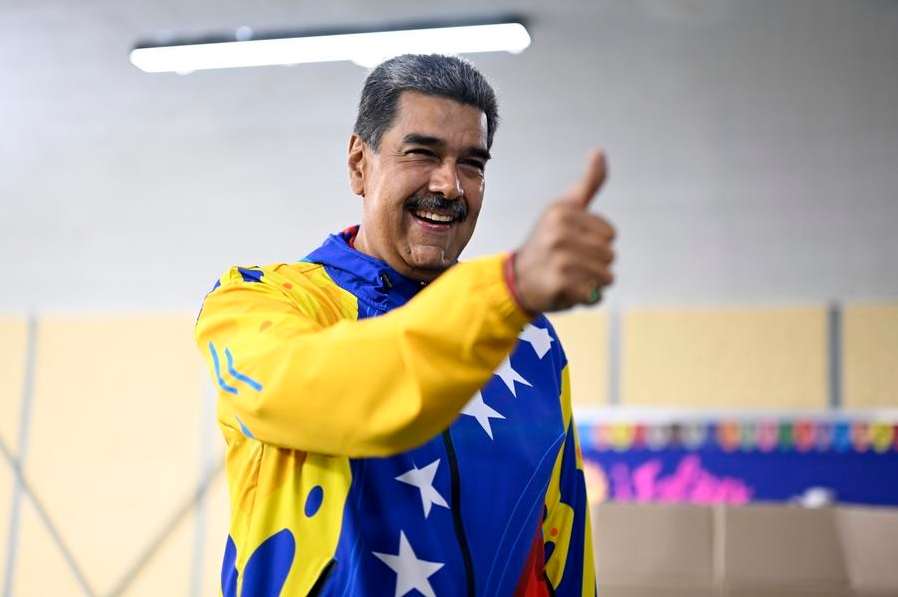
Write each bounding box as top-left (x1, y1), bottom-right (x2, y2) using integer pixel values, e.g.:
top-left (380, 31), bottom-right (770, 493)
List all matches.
top-left (513, 150), bottom-right (616, 313)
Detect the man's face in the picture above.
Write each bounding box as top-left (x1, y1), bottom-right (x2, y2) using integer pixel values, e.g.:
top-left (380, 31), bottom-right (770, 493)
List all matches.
top-left (349, 91), bottom-right (490, 283)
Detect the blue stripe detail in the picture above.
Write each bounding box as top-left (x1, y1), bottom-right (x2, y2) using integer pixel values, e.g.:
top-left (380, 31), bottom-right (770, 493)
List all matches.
top-left (238, 267), bottom-right (264, 283)
top-left (209, 342), bottom-right (238, 395)
top-left (211, 279), bottom-right (221, 292)
top-left (234, 416), bottom-right (255, 439)
top-left (225, 348), bottom-right (263, 392)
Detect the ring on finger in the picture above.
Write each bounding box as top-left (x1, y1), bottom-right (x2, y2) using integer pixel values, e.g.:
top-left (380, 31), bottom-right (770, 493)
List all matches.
top-left (586, 283), bottom-right (602, 304)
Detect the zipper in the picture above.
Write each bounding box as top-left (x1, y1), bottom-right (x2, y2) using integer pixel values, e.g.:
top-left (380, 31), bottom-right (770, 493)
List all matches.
top-left (442, 429), bottom-right (476, 596)
top-left (308, 559), bottom-right (336, 596)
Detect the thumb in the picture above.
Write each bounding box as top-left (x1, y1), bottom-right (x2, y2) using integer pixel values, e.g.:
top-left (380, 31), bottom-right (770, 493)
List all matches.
top-left (563, 149), bottom-right (607, 210)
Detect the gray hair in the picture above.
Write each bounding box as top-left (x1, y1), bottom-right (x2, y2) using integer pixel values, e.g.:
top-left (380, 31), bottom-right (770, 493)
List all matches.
top-left (353, 54), bottom-right (499, 150)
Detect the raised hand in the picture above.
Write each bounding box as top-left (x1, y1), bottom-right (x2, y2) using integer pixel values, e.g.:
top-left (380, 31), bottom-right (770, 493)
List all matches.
top-left (513, 150), bottom-right (616, 313)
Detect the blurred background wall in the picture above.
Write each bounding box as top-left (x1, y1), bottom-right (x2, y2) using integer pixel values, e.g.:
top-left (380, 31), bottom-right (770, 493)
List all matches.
top-left (1, 0), bottom-right (897, 595)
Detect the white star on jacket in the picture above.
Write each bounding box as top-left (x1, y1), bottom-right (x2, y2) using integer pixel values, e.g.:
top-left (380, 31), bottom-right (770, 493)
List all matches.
top-left (373, 531), bottom-right (445, 597)
top-left (395, 460), bottom-right (449, 518)
top-left (494, 355), bottom-right (532, 397)
top-left (461, 391), bottom-right (506, 439)
top-left (519, 323), bottom-right (554, 359)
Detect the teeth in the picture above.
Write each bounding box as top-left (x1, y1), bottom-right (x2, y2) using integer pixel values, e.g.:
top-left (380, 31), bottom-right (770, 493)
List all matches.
top-left (415, 210), bottom-right (453, 223)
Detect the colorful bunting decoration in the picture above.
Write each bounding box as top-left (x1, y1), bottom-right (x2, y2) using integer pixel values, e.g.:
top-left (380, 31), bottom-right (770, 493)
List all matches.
top-left (581, 419), bottom-right (898, 454)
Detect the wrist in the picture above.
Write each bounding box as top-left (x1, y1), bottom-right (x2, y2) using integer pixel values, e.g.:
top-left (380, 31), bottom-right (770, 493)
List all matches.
top-left (503, 251), bottom-right (537, 317)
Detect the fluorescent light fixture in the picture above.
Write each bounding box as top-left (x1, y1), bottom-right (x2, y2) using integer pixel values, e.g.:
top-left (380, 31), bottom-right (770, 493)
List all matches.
top-left (130, 17), bottom-right (531, 74)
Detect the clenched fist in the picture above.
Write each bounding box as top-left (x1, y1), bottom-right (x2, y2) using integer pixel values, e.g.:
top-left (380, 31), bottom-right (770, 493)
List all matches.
top-left (513, 150), bottom-right (616, 313)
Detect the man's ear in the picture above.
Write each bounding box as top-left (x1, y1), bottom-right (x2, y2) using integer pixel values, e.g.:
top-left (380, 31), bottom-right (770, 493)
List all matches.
top-left (348, 134), bottom-right (368, 196)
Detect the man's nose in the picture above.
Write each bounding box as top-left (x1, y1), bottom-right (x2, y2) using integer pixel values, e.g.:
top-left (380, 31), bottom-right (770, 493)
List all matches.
top-left (428, 160), bottom-right (463, 199)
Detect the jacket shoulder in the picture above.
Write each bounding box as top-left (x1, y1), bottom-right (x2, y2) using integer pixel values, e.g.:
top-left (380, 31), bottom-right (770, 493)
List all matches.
top-left (205, 261), bottom-right (358, 324)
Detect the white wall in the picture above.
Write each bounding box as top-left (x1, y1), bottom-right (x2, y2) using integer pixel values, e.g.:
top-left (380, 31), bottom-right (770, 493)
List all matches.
top-left (1, 0), bottom-right (896, 312)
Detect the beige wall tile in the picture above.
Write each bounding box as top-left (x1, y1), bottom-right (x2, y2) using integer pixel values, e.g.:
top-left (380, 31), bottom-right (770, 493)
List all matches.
top-left (622, 306), bottom-right (828, 408)
top-left (0, 316), bottom-right (28, 452)
top-left (24, 315), bottom-right (205, 593)
top-left (199, 467), bottom-right (231, 597)
top-left (0, 316), bottom-right (28, 592)
top-left (119, 510), bottom-right (195, 597)
top-left (843, 303), bottom-right (898, 408)
top-left (12, 497), bottom-right (90, 596)
top-left (0, 316), bottom-right (29, 588)
top-left (0, 464), bottom-right (12, 585)
top-left (548, 308), bottom-right (609, 406)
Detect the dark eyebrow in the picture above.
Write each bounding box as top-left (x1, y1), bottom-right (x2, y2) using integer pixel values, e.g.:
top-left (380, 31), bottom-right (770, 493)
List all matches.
top-left (402, 133), bottom-right (491, 162)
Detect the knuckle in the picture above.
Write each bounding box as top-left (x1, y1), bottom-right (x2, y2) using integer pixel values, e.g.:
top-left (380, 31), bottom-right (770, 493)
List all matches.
top-left (544, 202), bottom-right (566, 221)
top-left (556, 255), bottom-right (579, 277)
top-left (605, 222), bottom-right (617, 242)
top-left (546, 231), bottom-right (571, 253)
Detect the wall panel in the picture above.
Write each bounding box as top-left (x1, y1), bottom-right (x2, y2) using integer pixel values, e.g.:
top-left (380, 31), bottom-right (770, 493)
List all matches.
top-left (23, 315), bottom-right (204, 593)
top-left (843, 303), bottom-right (898, 408)
top-left (548, 308), bottom-right (609, 406)
top-left (121, 510), bottom-right (195, 597)
top-left (0, 316), bottom-right (29, 591)
top-left (198, 469), bottom-right (231, 596)
top-left (0, 316), bottom-right (28, 462)
top-left (13, 498), bottom-right (89, 596)
top-left (621, 306), bottom-right (828, 408)
top-left (0, 463), bottom-right (12, 591)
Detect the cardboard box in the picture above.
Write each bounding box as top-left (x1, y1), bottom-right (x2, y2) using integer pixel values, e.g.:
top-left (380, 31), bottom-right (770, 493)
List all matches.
top-left (721, 504), bottom-right (849, 594)
top-left (592, 502), bottom-right (898, 597)
top-left (837, 507), bottom-right (898, 596)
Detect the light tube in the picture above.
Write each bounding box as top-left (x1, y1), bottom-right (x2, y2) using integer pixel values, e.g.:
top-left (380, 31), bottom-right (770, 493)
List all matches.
top-left (130, 21), bottom-right (531, 74)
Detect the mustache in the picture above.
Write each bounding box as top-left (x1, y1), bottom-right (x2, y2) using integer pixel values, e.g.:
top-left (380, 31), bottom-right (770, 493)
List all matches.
top-left (405, 195), bottom-right (468, 222)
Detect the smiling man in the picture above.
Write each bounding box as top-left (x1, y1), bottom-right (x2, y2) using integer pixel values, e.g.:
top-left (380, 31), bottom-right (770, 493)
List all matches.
top-left (196, 54), bottom-right (615, 596)
top-left (349, 91), bottom-right (490, 280)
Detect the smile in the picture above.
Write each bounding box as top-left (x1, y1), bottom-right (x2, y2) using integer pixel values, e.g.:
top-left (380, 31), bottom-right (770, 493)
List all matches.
top-left (413, 209), bottom-right (455, 224)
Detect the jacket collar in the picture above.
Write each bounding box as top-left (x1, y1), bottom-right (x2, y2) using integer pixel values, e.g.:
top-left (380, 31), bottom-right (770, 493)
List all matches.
top-left (303, 226), bottom-right (423, 314)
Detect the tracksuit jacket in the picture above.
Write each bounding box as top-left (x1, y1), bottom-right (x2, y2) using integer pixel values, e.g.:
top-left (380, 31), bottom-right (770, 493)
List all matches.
top-left (195, 227), bottom-right (596, 596)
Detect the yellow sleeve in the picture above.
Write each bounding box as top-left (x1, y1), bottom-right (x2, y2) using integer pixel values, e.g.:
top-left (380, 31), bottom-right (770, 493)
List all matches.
top-left (542, 365), bottom-right (597, 596)
top-left (195, 254), bottom-right (531, 457)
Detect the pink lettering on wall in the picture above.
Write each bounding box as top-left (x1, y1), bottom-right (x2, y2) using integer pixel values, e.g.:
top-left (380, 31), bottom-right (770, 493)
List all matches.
top-left (610, 455), bottom-right (753, 505)
top-left (610, 463), bottom-right (634, 501)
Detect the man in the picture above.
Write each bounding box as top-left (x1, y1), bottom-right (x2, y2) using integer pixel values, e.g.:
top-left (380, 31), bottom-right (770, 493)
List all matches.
top-left (196, 54), bottom-right (615, 596)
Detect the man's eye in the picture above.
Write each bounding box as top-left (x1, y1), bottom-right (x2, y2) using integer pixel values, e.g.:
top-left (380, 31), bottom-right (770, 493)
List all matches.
top-left (406, 149), bottom-right (436, 158)
top-left (462, 160), bottom-right (486, 172)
